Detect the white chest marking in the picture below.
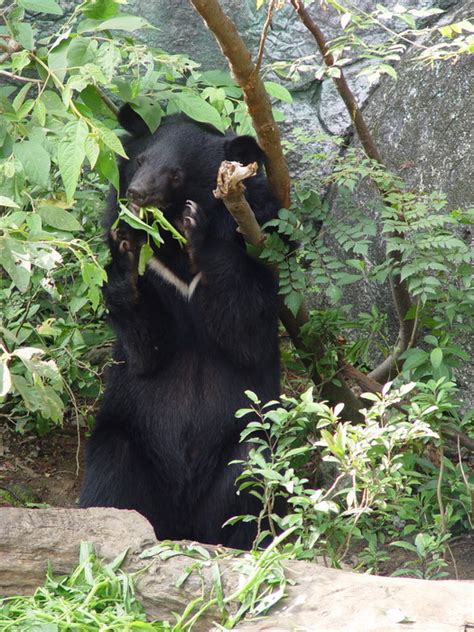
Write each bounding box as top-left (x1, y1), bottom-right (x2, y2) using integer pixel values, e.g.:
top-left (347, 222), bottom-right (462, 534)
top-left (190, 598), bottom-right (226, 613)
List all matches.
top-left (147, 257), bottom-right (202, 301)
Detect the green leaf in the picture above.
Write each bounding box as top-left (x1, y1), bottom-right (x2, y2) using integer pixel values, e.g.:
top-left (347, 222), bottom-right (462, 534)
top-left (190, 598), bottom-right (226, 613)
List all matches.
top-left (12, 82), bottom-right (32, 111)
top-left (264, 81), bottom-right (293, 103)
top-left (38, 205), bottom-right (82, 232)
top-left (18, 0), bottom-right (62, 14)
top-left (0, 359), bottom-right (12, 397)
top-left (284, 291), bottom-right (303, 317)
top-left (430, 347), bottom-right (443, 369)
top-left (96, 123), bottom-right (127, 158)
top-left (66, 37), bottom-right (92, 67)
top-left (0, 196), bottom-right (20, 208)
top-left (390, 540), bottom-right (418, 553)
top-left (138, 241), bottom-right (153, 275)
top-left (173, 94), bottom-right (225, 133)
top-left (402, 348), bottom-right (428, 371)
top-left (84, 134), bottom-right (100, 168)
top-left (0, 239), bottom-right (31, 292)
top-left (130, 97), bottom-right (163, 133)
top-left (47, 39), bottom-right (70, 83)
top-left (58, 120), bottom-right (88, 200)
top-left (13, 140), bottom-right (50, 187)
top-left (12, 22), bottom-right (35, 50)
top-left (83, 0), bottom-right (120, 19)
top-left (379, 63), bottom-right (398, 80)
top-left (34, 98), bottom-right (47, 126)
top-left (96, 146), bottom-right (119, 189)
top-left (79, 15), bottom-right (152, 33)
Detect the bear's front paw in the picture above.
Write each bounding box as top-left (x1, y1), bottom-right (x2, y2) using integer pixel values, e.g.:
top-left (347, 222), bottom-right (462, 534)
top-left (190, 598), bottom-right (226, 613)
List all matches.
top-left (109, 224), bottom-right (141, 285)
top-left (182, 200), bottom-right (208, 268)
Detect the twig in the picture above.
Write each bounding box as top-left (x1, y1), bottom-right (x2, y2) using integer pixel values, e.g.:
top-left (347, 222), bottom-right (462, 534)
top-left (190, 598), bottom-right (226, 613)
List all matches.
top-left (436, 441), bottom-right (446, 535)
top-left (254, 0), bottom-right (276, 75)
top-left (290, 0), bottom-right (381, 162)
top-left (97, 87), bottom-right (119, 117)
top-left (63, 381), bottom-right (82, 477)
top-left (0, 70), bottom-right (42, 84)
top-left (213, 160), bottom-right (266, 246)
top-left (0, 37), bottom-right (21, 64)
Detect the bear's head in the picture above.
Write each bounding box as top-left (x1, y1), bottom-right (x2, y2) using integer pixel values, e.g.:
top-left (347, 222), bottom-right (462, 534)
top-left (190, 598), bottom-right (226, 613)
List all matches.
top-left (117, 103), bottom-right (266, 217)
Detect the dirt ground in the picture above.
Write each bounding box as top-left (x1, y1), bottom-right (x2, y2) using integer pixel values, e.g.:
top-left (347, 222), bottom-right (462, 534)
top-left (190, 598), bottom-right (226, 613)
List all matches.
top-left (0, 422), bottom-right (472, 581)
top-left (0, 422), bottom-right (85, 510)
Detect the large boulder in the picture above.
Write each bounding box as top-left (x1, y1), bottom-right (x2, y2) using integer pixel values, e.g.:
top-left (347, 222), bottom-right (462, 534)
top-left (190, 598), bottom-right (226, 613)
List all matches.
top-left (1, 508), bottom-right (472, 631)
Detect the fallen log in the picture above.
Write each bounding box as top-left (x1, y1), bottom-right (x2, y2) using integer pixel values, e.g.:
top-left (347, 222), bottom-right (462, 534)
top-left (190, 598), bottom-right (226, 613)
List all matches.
top-left (0, 508), bottom-right (472, 631)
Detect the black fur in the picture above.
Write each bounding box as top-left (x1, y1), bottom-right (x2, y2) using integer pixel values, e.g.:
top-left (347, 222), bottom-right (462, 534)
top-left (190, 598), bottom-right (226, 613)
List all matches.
top-left (80, 105), bottom-right (280, 549)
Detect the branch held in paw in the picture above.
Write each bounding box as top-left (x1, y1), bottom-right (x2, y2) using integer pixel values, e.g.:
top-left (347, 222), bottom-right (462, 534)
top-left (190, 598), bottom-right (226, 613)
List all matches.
top-left (213, 160), bottom-right (266, 248)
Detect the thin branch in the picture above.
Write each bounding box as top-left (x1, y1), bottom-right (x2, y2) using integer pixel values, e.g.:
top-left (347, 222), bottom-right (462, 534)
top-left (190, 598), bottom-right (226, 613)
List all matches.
top-left (0, 70), bottom-right (42, 84)
top-left (213, 160), bottom-right (266, 246)
top-left (0, 37), bottom-right (21, 64)
top-left (290, 0), bottom-right (416, 383)
top-left (254, 0), bottom-right (276, 75)
top-left (290, 0), bottom-right (381, 162)
top-left (97, 87), bottom-right (119, 117)
top-left (190, 0), bottom-right (290, 209)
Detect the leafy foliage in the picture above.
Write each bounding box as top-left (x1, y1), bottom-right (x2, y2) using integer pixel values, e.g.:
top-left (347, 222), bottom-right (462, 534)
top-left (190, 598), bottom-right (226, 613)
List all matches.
top-left (235, 381), bottom-right (472, 573)
top-left (267, 2), bottom-right (473, 83)
top-left (0, 538), bottom-right (293, 630)
top-left (263, 129), bottom-right (473, 394)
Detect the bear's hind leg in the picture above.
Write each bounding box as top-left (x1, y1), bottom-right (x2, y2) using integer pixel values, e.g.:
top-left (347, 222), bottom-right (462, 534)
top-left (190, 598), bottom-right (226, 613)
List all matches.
top-left (192, 443), bottom-right (262, 550)
top-left (80, 428), bottom-right (163, 536)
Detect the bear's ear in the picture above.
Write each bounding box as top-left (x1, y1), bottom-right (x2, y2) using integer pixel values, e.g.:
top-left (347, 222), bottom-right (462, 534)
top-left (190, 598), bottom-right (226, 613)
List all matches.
top-left (117, 103), bottom-right (150, 137)
top-left (224, 135), bottom-right (266, 165)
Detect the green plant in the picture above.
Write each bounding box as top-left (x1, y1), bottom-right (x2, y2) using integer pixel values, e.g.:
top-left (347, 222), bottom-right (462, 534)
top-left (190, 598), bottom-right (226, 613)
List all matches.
top-left (390, 532), bottom-right (451, 579)
top-left (356, 532), bottom-right (390, 575)
top-left (234, 379), bottom-right (471, 568)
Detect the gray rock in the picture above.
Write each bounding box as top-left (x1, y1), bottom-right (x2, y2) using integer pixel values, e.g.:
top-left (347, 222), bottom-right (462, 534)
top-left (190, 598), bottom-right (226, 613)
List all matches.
top-left (320, 1), bottom-right (473, 404)
top-left (1, 508), bottom-right (472, 632)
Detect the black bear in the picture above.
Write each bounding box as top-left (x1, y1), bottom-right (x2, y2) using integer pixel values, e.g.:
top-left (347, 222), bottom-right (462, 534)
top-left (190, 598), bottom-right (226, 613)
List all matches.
top-left (80, 105), bottom-right (280, 549)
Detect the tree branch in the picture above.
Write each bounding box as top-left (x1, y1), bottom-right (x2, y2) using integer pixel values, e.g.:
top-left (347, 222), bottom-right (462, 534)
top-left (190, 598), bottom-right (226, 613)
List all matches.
top-left (290, 0), bottom-right (416, 383)
top-left (189, 0), bottom-right (290, 209)
top-left (191, 0), bottom-right (369, 420)
top-left (0, 36), bottom-right (21, 64)
top-left (254, 0), bottom-right (276, 75)
top-left (214, 160), bottom-right (364, 422)
top-left (290, 0), bottom-right (382, 163)
top-left (97, 87), bottom-right (119, 117)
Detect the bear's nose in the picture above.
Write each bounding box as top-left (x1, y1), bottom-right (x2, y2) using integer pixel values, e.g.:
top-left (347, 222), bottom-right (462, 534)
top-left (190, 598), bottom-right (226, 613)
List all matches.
top-left (127, 186), bottom-right (146, 205)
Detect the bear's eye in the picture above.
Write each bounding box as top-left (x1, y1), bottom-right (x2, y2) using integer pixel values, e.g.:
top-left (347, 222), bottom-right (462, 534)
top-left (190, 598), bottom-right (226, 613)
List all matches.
top-left (136, 156), bottom-right (145, 167)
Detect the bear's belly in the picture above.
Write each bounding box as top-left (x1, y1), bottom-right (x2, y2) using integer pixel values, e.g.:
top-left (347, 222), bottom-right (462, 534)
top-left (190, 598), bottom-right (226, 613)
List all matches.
top-left (105, 348), bottom-right (277, 486)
